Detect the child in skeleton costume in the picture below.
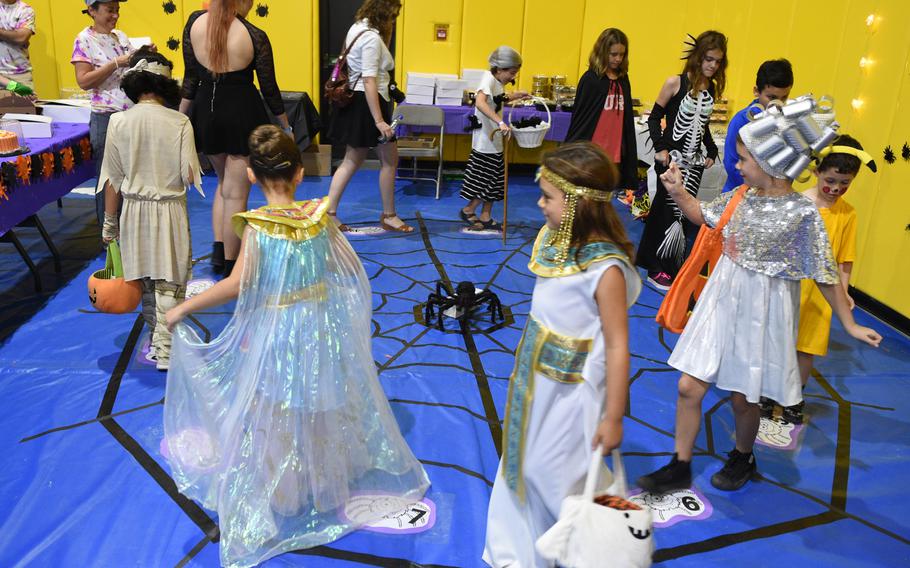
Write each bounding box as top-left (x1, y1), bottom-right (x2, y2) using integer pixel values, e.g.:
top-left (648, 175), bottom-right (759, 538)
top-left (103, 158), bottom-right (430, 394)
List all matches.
top-left (636, 31), bottom-right (726, 290)
top-left (459, 46), bottom-right (528, 231)
top-left (483, 143), bottom-right (641, 568)
top-left (163, 126), bottom-right (429, 568)
top-left (636, 96), bottom-right (882, 495)
top-left (100, 48), bottom-right (202, 371)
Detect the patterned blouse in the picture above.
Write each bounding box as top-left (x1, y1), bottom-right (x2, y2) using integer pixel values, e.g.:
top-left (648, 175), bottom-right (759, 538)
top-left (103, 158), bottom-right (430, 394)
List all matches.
top-left (71, 27), bottom-right (133, 114)
top-left (0, 0), bottom-right (34, 76)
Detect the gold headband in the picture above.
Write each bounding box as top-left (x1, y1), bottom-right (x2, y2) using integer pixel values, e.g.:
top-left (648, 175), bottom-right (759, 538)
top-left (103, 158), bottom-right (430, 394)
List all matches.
top-left (536, 166), bottom-right (613, 202)
top-left (536, 166), bottom-right (613, 265)
top-left (816, 145), bottom-right (877, 172)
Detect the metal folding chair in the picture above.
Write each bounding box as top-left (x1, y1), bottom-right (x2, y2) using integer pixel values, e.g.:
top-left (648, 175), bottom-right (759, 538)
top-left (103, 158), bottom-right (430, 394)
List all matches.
top-left (396, 105), bottom-right (445, 199)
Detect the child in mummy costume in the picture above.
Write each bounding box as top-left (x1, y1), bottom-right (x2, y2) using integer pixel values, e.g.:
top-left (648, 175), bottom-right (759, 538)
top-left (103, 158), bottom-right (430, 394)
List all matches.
top-left (483, 143), bottom-right (641, 567)
top-left (163, 126), bottom-right (429, 568)
top-left (637, 96), bottom-right (882, 494)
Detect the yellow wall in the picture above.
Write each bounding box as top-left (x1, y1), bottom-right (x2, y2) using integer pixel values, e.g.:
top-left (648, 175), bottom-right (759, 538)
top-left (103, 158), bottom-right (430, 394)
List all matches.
top-left (30, 0), bottom-right (317, 98)
top-left (395, 0), bottom-right (910, 319)
top-left (24, 0), bottom-right (910, 317)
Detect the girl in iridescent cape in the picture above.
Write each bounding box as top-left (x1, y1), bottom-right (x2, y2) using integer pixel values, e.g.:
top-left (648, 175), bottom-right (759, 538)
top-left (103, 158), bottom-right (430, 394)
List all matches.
top-left (483, 143), bottom-right (641, 567)
top-left (163, 125), bottom-right (429, 568)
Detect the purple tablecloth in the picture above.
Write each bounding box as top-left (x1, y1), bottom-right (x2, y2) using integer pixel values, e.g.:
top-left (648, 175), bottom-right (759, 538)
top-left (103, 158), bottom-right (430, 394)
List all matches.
top-left (0, 122), bottom-right (94, 235)
top-left (399, 103), bottom-right (571, 142)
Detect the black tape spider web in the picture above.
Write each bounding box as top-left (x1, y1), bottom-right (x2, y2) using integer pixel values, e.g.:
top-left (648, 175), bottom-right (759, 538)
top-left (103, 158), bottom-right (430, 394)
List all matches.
top-left (16, 213), bottom-right (909, 565)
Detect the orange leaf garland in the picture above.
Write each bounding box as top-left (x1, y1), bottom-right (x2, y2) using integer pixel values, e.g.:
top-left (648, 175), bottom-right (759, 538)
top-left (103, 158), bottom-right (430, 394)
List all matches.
top-left (61, 147), bottom-right (75, 173)
top-left (15, 155), bottom-right (30, 184)
top-left (79, 138), bottom-right (92, 162)
top-left (41, 152), bottom-right (55, 180)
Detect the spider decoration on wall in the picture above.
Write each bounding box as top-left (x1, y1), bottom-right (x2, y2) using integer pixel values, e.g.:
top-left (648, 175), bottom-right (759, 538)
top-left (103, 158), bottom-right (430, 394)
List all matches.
top-left (902, 142), bottom-right (910, 162)
top-left (883, 146), bottom-right (896, 164)
top-left (256, 3), bottom-right (269, 17)
top-left (162, 1), bottom-right (177, 15)
top-left (423, 281), bottom-right (503, 331)
top-left (166, 36), bottom-right (180, 51)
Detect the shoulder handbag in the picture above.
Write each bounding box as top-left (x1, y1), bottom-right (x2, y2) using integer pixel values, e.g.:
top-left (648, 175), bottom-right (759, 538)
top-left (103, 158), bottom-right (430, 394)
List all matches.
top-left (324, 29), bottom-right (371, 108)
top-left (655, 185), bottom-right (747, 334)
top-left (536, 448), bottom-right (654, 568)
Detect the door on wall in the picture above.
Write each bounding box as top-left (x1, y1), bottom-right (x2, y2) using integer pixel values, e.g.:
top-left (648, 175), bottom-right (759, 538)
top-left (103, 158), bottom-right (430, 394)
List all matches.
top-left (319, 0), bottom-right (396, 146)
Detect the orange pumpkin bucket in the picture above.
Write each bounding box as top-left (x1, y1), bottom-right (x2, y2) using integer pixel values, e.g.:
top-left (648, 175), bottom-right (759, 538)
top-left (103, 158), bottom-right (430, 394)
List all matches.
top-left (87, 240), bottom-right (141, 314)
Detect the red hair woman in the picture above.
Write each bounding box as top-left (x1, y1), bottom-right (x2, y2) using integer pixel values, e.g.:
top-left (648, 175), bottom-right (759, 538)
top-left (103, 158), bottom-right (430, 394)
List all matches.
top-left (180, 0), bottom-right (290, 276)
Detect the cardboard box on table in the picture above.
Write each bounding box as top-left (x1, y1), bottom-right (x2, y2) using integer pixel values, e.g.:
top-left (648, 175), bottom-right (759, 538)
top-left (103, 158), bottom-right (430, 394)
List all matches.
top-left (300, 144), bottom-right (331, 177)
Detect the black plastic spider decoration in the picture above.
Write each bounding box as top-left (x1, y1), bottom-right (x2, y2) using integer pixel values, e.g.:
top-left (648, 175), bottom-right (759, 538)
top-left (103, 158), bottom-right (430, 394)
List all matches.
top-left (162, 1), bottom-right (176, 15)
top-left (424, 281), bottom-right (503, 330)
top-left (256, 3), bottom-right (269, 17)
top-left (902, 143), bottom-right (910, 162)
top-left (884, 146), bottom-right (896, 164)
top-left (166, 36), bottom-right (180, 51)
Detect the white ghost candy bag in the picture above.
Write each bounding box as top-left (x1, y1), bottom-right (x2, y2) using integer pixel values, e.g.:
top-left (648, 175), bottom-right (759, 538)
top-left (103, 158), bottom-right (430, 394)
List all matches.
top-left (536, 448), bottom-right (654, 568)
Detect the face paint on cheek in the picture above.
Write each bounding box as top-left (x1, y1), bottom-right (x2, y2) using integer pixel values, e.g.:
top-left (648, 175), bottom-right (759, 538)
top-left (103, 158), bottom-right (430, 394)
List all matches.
top-left (821, 185), bottom-right (832, 195)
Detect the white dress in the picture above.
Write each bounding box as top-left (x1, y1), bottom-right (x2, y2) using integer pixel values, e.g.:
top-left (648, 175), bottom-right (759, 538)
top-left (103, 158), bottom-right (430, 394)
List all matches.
top-left (668, 189), bottom-right (838, 406)
top-left (483, 228), bottom-right (641, 568)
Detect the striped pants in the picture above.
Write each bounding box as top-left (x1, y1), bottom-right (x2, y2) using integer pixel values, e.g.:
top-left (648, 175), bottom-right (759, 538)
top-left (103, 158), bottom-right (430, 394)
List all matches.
top-left (460, 150), bottom-right (505, 202)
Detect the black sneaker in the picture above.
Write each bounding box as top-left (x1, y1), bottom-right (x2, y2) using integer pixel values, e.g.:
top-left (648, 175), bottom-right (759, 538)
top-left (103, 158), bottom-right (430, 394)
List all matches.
top-left (710, 449), bottom-right (757, 491)
top-left (759, 397), bottom-right (775, 419)
top-left (637, 454), bottom-right (692, 494)
top-left (782, 401), bottom-right (805, 424)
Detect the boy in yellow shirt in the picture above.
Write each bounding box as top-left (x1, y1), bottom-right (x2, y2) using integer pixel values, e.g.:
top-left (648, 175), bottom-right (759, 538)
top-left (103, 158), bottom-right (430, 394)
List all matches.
top-left (770, 135), bottom-right (876, 423)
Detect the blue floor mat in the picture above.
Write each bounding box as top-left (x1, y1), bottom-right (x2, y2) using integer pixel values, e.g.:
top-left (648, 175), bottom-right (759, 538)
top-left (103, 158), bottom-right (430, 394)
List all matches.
top-left (0, 171), bottom-right (908, 567)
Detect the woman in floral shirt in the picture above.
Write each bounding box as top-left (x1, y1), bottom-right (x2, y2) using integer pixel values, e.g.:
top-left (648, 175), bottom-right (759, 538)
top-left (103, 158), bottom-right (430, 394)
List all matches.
top-left (71, 0), bottom-right (136, 227)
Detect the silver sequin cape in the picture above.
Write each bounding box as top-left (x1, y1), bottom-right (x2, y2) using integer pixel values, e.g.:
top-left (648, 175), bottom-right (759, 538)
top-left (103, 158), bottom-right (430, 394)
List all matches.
top-left (701, 189), bottom-right (839, 284)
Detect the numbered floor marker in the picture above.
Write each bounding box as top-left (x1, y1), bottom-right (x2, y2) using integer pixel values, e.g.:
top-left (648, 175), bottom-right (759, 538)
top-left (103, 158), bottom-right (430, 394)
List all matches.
top-left (341, 494), bottom-right (437, 535)
top-left (755, 416), bottom-right (805, 450)
top-left (136, 334), bottom-right (156, 366)
top-left (185, 278), bottom-right (216, 299)
top-left (629, 486), bottom-right (713, 528)
top-left (345, 226), bottom-right (387, 236)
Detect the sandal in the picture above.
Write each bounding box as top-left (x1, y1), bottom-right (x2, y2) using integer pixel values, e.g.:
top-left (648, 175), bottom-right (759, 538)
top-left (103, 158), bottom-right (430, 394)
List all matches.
top-left (478, 218), bottom-right (502, 231)
top-left (459, 209), bottom-right (480, 225)
top-left (327, 211), bottom-right (351, 232)
top-left (380, 213), bottom-right (414, 233)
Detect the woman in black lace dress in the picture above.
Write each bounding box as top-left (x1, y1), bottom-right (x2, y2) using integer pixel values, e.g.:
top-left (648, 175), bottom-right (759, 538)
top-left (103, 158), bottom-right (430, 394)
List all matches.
top-left (179, 0), bottom-right (290, 276)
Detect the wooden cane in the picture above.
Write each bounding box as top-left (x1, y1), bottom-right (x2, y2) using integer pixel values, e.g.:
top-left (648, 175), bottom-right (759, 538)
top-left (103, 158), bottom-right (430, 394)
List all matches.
top-left (489, 128), bottom-right (511, 244)
top-left (501, 131), bottom-right (510, 245)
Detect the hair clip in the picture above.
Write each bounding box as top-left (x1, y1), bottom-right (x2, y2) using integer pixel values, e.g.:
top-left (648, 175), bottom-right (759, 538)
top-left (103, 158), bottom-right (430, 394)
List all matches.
top-left (252, 156), bottom-right (294, 172)
top-left (680, 33), bottom-right (697, 59)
